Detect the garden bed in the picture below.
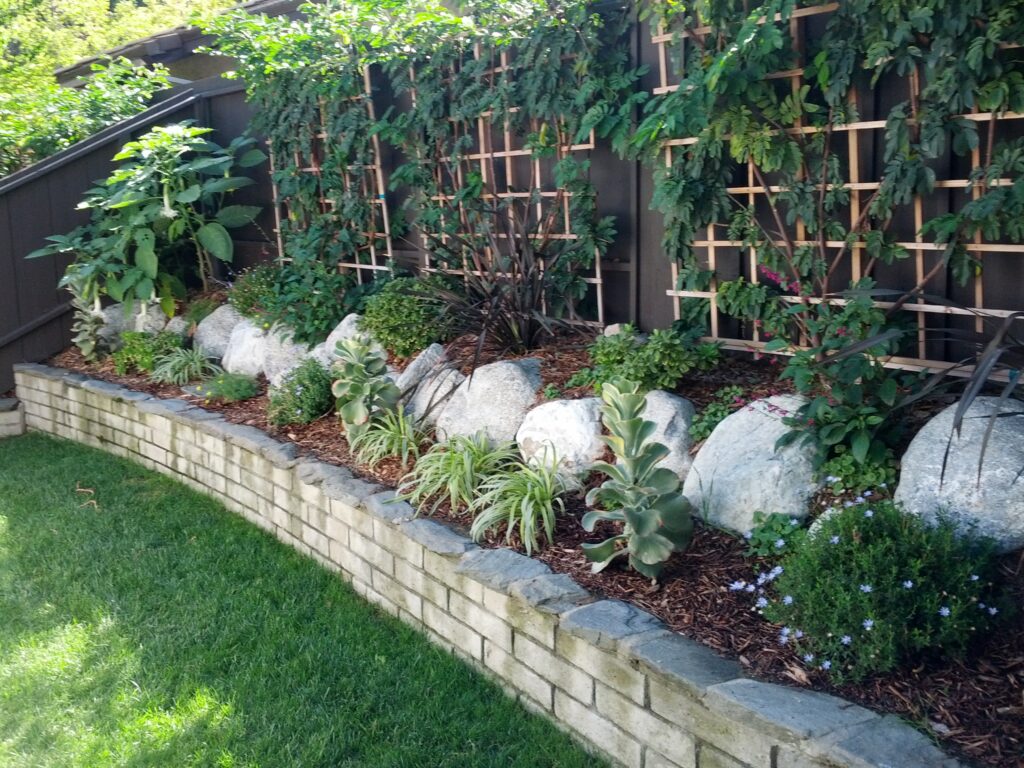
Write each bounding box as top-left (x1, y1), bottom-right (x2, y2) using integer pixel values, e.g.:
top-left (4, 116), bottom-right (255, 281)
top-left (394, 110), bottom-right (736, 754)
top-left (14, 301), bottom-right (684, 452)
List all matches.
top-left (42, 348), bottom-right (1024, 767)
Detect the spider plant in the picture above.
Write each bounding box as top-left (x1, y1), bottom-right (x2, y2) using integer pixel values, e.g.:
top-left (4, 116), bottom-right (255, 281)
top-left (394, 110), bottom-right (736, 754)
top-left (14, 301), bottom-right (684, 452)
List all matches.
top-left (469, 458), bottom-right (570, 555)
top-left (396, 433), bottom-right (517, 516)
top-left (349, 408), bottom-right (428, 469)
top-left (150, 346), bottom-right (222, 385)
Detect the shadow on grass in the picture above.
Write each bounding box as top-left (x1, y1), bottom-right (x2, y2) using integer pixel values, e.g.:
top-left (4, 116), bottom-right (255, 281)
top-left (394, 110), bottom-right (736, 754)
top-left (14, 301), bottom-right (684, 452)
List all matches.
top-left (0, 433), bottom-right (601, 768)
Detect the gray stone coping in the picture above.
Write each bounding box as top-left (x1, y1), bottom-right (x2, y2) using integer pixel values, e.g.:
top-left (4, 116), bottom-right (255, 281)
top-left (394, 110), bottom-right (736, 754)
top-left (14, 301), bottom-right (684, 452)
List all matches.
top-left (11, 362), bottom-right (967, 768)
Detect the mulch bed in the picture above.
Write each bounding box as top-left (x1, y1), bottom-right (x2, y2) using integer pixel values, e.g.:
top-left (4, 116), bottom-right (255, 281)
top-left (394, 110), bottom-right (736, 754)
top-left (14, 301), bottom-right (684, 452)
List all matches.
top-left (44, 343), bottom-right (1024, 767)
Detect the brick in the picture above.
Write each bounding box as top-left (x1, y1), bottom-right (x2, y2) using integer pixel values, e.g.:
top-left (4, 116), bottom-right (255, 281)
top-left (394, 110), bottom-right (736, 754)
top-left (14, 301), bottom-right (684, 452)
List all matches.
top-left (513, 633), bottom-right (593, 704)
top-left (372, 519), bottom-right (424, 568)
top-left (423, 550), bottom-right (483, 604)
top-left (349, 530), bottom-right (394, 574)
top-left (423, 602), bottom-right (483, 661)
top-left (300, 522), bottom-right (331, 559)
top-left (554, 690), bottom-right (642, 768)
top-left (483, 587), bottom-right (557, 648)
top-left (556, 631), bottom-right (645, 705)
top-left (595, 683), bottom-right (696, 768)
top-left (450, 591), bottom-right (512, 652)
top-left (484, 641), bottom-right (553, 711)
top-left (395, 559), bottom-right (448, 609)
top-left (696, 745), bottom-right (748, 768)
top-left (372, 569), bottom-right (424, 620)
top-left (323, 514), bottom-right (349, 547)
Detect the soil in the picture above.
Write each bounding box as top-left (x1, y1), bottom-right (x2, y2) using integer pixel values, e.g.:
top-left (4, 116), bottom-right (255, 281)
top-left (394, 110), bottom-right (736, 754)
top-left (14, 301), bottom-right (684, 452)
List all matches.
top-left (44, 343), bottom-right (1024, 767)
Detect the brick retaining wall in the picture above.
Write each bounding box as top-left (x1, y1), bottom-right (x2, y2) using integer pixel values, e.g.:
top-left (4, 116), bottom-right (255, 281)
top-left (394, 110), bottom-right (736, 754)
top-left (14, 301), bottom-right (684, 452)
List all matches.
top-left (11, 363), bottom-right (963, 768)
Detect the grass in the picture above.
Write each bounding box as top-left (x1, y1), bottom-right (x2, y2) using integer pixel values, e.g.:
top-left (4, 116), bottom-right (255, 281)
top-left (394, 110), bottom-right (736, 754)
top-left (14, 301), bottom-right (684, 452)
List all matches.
top-left (0, 433), bottom-right (602, 768)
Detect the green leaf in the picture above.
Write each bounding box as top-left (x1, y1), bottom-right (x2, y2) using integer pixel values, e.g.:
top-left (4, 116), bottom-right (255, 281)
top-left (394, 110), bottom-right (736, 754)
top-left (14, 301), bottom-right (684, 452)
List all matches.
top-left (851, 429), bottom-right (871, 464)
top-left (175, 185), bottom-right (201, 203)
top-left (196, 222), bottom-right (234, 263)
top-left (238, 148), bottom-right (268, 168)
top-left (216, 205), bottom-right (261, 228)
top-left (133, 228), bottom-right (157, 279)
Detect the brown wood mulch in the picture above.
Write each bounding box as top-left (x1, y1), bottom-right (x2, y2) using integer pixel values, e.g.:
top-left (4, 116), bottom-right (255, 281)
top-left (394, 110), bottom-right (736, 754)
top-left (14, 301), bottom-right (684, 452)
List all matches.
top-left (44, 344), bottom-right (1024, 768)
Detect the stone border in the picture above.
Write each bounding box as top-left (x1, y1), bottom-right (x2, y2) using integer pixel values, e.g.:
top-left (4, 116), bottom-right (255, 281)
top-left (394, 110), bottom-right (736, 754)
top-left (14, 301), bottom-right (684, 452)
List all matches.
top-left (0, 397), bottom-right (24, 438)
top-left (12, 363), bottom-right (962, 768)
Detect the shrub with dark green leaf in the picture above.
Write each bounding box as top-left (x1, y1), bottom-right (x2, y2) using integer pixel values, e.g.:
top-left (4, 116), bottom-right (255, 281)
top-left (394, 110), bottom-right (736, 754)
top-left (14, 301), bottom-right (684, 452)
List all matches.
top-left (268, 258), bottom-right (354, 345)
top-left (397, 434), bottom-right (517, 516)
top-left (361, 277), bottom-right (451, 358)
top-left (689, 385), bottom-right (745, 442)
top-left (111, 331), bottom-right (183, 375)
top-left (268, 358), bottom-right (334, 426)
top-left (470, 460), bottom-right (569, 555)
top-left (151, 346), bottom-right (222, 385)
top-left (229, 264), bottom-right (280, 320)
top-left (762, 500), bottom-right (1007, 682)
top-left (193, 372), bottom-right (260, 404)
top-left (574, 325), bottom-right (720, 393)
top-left (582, 380), bottom-right (695, 580)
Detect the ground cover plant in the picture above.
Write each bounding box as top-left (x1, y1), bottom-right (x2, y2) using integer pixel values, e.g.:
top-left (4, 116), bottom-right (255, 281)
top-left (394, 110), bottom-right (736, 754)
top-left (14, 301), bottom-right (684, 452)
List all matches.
top-left (150, 346), bottom-right (222, 385)
top-left (0, 433), bottom-right (602, 768)
top-left (111, 331), bottom-right (182, 376)
top-left (193, 372), bottom-right (260, 404)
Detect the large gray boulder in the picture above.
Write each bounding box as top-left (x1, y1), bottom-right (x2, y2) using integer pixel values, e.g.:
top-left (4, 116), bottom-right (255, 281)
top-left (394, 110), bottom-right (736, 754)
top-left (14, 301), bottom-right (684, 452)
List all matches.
top-left (397, 343), bottom-right (447, 394)
top-left (642, 390), bottom-right (696, 480)
top-left (682, 395), bottom-right (819, 534)
top-left (221, 319), bottom-right (268, 378)
top-left (435, 359), bottom-right (542, 445)
top-left (895, 397), bottom-right (1024, 552)
top-left (408, 367), bottom-right (465, 425)
top-left (98, 302), bottom-right (166, 348)
top-left (516, 398), bottom-right (604, 477)
top-left (262, 326), bottom-right (310, 388)
top-left (194, 304), bottom-right (245, 359)
top-left (163, 315), bottom-right (189, 339)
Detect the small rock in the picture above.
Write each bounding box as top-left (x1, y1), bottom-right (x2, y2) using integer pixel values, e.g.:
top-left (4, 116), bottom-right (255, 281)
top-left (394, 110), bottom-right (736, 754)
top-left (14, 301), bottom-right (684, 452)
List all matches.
top-left (408, 367), bottom-right (465, 425)
top-left (895, 397), bottom-right (1024, 553)
top-left (262, 326), bottom-right (310, 388)
top-left (682, 395), bottom-right (820, 534)
top-left (641, 390), bottom-right (696, 480)
top-left (194, 304), bottom-right (245, 359)
top-left (516, 398), bottom-right (604, 477)
top-left (221, 319), bottom-right (268, 377)
top-left (435, 359), bottom-right (542, 445)
top-left (323, 313), bottom-right (384, 358)
top-left (603, 323), bottom-right (626, 337)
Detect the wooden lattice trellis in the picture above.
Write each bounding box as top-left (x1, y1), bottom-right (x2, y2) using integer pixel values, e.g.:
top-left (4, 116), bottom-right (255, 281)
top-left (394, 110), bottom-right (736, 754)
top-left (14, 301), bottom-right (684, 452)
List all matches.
top-left (411, 45), bottom-right (607, 326)
top-left (268, 66), bottom-right (395, 285)
top-left (652, 3), bottom-right (1024, 372)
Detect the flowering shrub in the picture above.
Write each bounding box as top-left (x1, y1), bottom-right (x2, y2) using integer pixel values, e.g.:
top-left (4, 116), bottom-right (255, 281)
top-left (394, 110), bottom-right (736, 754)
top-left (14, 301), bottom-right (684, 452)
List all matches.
top-left (229, 264), bottom-right (280, 321)
top-left (268, 359), bottom-right (334, 426)
top-left (759, 500), bottom-right (1007, 682)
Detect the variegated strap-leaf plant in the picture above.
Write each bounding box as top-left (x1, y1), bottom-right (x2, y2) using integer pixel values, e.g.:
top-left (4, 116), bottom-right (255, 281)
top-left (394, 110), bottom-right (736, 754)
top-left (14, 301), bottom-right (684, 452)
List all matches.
top-left (581, 380), bottom-right (694, 580)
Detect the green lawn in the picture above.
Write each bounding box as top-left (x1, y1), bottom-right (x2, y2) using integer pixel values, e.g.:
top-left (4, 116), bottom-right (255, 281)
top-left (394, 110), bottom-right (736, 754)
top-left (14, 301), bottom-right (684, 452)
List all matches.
top-left (0, 433), bottom-right (600, 768)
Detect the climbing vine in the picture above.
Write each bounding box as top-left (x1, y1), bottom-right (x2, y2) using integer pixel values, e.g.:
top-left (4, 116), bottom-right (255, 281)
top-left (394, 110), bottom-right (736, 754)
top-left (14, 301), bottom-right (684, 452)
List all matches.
top-left (633, 0), bottom-right (1024, 352)
top-left (205, 0), bottom-right (642, 330)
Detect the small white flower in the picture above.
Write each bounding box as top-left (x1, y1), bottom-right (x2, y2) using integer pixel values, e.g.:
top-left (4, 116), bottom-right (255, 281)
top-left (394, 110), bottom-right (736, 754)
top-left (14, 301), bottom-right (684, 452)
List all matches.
top-left (902, 580), bottom-right (914, 589)
top-left (783, 595), bottom-right (794, 605)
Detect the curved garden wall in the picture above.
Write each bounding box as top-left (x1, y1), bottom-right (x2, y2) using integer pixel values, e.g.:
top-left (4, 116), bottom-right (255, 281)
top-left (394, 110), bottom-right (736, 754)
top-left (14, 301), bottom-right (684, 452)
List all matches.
top-left (10, 363), bottom-right (963, 768)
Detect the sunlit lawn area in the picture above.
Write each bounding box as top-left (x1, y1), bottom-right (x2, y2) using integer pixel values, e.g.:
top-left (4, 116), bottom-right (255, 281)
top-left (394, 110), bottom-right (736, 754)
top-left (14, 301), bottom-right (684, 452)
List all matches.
top-left (0, 433), bottom-right (600, 768)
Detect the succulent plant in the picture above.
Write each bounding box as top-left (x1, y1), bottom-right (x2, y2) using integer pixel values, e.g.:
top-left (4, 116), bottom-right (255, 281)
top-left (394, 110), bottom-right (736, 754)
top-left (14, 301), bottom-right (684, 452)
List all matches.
top-left (581, 379), bottom-right (694, 580)
top-left (331, 336), bottom-right (401, 440)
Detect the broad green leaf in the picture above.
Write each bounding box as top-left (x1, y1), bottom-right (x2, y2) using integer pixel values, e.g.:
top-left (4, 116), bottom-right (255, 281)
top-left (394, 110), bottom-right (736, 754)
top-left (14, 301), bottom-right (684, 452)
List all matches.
top-left (176, 185), bottom-right (201, 203)
top-left (238, 148), bottom-right (268, 168)
top-left (216, 205), bottom-right (261, 228)
top-left (196, 222), bottom-right (234, 263)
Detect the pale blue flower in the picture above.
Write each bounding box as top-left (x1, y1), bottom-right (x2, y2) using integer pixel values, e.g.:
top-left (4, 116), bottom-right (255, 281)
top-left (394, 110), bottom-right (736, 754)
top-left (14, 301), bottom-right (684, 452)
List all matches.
top-left (902, 580), bottom-right (914, 589)
top-left (829, 535), bottom-right (840, 544)
top-left (755, 597), bottom-right (769, 609)
top-left (840, 635), bottom-right (852, 645)
top-left (728, 580), bottom-right (746, 592)
top-left (782, 595), bottom-right (794, 605)
top-left (859, 584), bottom-right (873, 593)
top-left (862, 619), bottom-right (874, 630)
top-left (988, 606), bottom-right (999, 616)
top-left (774, 538), bottom-right (786, 549)
top-left (820, 660), bottom-right (832, 671)
top-left (803, 653), bottom-right (815, 663)
top-left (938, 606), bottom-right (951, 617)
top-left (864, 509), bottom-right (874, 518)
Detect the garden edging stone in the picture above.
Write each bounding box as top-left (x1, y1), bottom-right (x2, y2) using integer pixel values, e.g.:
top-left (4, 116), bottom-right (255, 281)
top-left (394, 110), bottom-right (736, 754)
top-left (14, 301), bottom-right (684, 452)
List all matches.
top-left (12, 363), bottom-right (968, 768)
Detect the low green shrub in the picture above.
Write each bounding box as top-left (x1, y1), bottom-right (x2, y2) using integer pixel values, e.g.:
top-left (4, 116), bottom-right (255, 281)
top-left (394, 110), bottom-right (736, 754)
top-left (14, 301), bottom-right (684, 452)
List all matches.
top-left (193, 373), bottom-right (260, 404)
top-left (470, 460), bottom-right (569, 555)
top-left (229, 264), bottom-right (280, 320)
top-left (397, 434), bottom-right (517, 516)
top-left (268, 259), bottom-right (353, 345)
top-left (151, 347), bottom-right (222, 385)
top-left (268, 359), bottom-right (334, 426)
top-left (349, 408), bottom-right (427, 469)
top-left (112, 331), bottom-right (183, 376)
top-left (819, 446), bottom-right (898, 497)
top-left (582, 380), bottom-right (695, 579)
top-left (743, 511), bottom-right (805, 558)
top-left (689, 385), bottom-right (745, 442)
top-left (569, 325), bottom-right (719, 393)
top-left (361, 277), bottom-right (451, 358)
top-left (762, 500), bottom-right (1007, 682)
